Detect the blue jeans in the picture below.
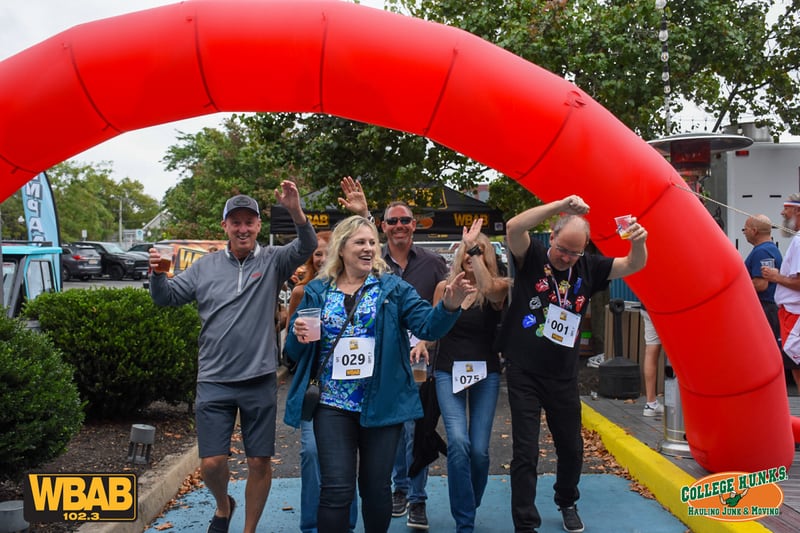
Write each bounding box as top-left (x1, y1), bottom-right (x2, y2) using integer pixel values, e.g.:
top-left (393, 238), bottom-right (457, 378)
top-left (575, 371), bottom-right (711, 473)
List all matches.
top-left (300, 420), bottom-right (358, 533)
top-left (435, 370), bottom-right (500, 533)
top-left (314, 406), bottom-right (402, 533)
top-left (391, 419), bottom-right (427, 503)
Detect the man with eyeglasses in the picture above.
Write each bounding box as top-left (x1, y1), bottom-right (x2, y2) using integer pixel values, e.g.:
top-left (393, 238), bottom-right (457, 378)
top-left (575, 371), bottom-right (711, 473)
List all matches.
top-left (498, 195), bottom-right (647, 533)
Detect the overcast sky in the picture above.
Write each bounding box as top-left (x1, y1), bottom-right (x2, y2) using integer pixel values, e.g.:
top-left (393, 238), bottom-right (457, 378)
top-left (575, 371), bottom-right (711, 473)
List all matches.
top-left (0, 1), bottom-right (384, 202)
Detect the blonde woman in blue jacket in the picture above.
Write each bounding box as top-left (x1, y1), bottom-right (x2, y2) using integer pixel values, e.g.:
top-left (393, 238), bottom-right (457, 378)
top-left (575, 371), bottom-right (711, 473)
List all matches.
top-left (285, 215), bottom-right (475, 533)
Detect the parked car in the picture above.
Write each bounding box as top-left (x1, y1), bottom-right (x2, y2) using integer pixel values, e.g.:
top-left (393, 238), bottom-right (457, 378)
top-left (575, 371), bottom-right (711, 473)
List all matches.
top-left (71, 241), bottom-right (150, 280)
top-left (1, 242), bottom-right (61, 318)
top-left (127, 242), bottom-right (155, 255)
top-left (129, 240), bottom-right (226, 278)
top-left (61, 244), bottom-right (102, 281)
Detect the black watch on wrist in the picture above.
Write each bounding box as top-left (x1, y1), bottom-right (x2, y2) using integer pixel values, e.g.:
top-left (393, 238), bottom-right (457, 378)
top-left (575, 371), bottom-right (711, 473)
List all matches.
top-left (466, 244), bottom-right (483, 256)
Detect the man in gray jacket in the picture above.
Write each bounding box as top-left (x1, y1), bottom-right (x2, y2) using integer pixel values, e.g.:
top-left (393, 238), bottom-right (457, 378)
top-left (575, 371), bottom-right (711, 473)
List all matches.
top-left (149, 181), bottom-right (316, 533)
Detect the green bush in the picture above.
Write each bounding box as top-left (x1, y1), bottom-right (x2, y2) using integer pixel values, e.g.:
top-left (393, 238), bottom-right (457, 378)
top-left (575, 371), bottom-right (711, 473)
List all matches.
top-left (24, 287), bottom-right (200, 419)
top-left (0, 316), bottom-right (83, 481)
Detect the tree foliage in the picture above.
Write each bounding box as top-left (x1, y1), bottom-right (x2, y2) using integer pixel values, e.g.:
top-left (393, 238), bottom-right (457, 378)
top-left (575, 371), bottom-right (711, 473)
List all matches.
top-left (0, 161), bottom-right (160, 244)
top-left (386, 0), bottom-right (800, 138)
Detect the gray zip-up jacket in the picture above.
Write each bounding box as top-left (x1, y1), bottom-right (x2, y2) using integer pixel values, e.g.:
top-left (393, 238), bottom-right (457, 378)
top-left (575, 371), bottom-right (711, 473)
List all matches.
top-left (150, 222), bottom-right (316, 383)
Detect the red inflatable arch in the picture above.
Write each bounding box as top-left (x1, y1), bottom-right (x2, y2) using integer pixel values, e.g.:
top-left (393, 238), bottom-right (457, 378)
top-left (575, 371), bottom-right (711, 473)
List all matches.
top-left (0, 0), bottom-right (795, 472)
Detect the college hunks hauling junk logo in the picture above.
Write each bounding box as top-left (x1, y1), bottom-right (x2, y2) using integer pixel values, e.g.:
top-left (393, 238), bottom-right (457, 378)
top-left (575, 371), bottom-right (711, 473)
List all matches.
top-left (681, 467), bottom-right (786, 521)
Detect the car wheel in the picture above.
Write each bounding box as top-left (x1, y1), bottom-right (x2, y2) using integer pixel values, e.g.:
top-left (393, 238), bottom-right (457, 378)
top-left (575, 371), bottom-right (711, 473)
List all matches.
top-left (108, 264), bottom-right (124, 281)
top-left (61, 266), bottom-right (72, 282)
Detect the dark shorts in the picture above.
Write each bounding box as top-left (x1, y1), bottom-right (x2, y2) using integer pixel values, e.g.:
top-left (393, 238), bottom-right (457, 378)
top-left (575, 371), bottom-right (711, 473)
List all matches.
top-left (195, 373), bottom-right (277, 458)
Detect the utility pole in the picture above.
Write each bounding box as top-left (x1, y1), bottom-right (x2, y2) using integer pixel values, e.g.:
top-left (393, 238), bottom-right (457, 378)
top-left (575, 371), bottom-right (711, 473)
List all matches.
top-left (118, 197), bottom-right (123, 246)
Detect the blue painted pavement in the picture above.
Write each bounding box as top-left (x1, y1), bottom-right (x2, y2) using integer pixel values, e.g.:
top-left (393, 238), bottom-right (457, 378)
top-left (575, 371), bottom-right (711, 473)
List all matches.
top-left (145, 474), bottom-right (686, 532)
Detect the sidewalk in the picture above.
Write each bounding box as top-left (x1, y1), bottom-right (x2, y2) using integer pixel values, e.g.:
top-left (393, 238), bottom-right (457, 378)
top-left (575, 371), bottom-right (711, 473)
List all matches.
top-left (145, 474), bottom-right (686, 532)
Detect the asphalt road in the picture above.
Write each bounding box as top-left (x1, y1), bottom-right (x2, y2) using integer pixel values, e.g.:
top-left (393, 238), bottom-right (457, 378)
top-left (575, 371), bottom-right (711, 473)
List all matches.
top-left (62, 277), bottom-right (147, 291)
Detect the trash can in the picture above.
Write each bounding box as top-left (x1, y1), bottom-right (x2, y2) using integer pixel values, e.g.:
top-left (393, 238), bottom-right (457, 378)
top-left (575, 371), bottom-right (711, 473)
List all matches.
top-left (660, 355), bottom-right (690, 456)
top-left (598, 299), bottom-right (641, 399)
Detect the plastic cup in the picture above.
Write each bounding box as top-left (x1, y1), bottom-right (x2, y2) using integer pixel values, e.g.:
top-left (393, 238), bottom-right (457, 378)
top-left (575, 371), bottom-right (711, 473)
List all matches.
top-left (761, 258), bottom-right (775, 269)
top-left (615, 215), bottom-right (634, 239)
top-left (297, 308), bottom-right (321, 341)
top-left (154, 245), bottom-right (174, 274)
top-left (411, 358), bottom-right (427, 383)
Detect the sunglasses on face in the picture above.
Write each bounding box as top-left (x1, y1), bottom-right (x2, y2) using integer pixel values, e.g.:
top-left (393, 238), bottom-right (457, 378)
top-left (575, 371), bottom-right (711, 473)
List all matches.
top-left (384, 216), bottom-right (414, 226)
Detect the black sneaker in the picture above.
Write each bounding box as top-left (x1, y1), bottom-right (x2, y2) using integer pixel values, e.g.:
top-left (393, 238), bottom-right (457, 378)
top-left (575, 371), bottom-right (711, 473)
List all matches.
top-left (207, 495), bottom-right (236, 533)
top-left (406, 502), bottom-right (429, 530)
top-left (559, 505), bottom-right (584, 533)
top-left (391, 490), bottom-right (408, 517)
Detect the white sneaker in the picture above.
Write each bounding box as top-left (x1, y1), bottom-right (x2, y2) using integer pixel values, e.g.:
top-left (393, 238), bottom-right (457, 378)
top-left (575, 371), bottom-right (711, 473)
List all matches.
top-left (586, 353), bottom-right (605, 368)
top-left (643, 401), bottom-right (664, 417)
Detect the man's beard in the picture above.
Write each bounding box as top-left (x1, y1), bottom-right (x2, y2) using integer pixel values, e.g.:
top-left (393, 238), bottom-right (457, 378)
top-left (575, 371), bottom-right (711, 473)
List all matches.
top-left (781, 216), bottom-right (797, 238)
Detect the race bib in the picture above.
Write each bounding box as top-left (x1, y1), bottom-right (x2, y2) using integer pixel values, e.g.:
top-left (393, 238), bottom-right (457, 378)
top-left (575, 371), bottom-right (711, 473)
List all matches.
top-left (452, 361), bottom-right (487, 393)
top-left (408, 331), bottom-right (422, 348)
top-left (542, 303), bottom-right (580, 348)
top-left (332, 337), bottom-right (375, 380)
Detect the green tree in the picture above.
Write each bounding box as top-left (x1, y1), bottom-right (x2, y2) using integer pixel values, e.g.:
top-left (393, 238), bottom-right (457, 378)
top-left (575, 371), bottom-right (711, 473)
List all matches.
top-left (43, 162), bottom-right (159, 242)
top-left (161, 117), bottom-right (293, 239)
top-left (386, 0), bottom-right (800, 138)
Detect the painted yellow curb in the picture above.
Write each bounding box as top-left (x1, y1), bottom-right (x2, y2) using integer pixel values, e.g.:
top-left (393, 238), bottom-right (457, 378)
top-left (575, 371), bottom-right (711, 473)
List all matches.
top-left (581, 402), bottom-right (771, 533)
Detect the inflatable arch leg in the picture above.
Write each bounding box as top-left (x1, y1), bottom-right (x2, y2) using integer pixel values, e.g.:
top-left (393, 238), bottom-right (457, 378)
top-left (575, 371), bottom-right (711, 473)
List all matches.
top-left (0, 0), bottom-right (793, 472)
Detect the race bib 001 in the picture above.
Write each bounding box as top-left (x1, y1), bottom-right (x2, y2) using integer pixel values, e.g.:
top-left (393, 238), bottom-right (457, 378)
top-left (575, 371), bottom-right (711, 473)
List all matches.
top-left (542, 303), bottom-right (580, 348)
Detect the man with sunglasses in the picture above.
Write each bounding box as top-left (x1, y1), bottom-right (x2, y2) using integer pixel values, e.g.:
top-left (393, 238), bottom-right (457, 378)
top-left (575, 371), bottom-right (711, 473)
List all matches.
top-left (380, 201), bottom-right (448, 530)
top-left (499, 195), bottom-right (647, 533)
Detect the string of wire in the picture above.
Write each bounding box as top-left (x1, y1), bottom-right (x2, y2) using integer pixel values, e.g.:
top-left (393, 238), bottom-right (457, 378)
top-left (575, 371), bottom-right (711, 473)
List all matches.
top-left (674, 182), bottom-right (799, 236)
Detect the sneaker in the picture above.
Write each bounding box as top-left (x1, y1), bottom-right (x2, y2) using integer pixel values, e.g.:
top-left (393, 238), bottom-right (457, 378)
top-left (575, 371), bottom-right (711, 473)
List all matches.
top-left (407, 502), bottom-right (429, 530)
top-left (559, 505), bottom-right (584, 533)
top-left (586, 353), bottom-right (605, 368)
top-left (643, 401), bottom-right (664, 417)
top-left (207, 495), bottom-right (236, 533)
top-left (391, 490), bottom-right (408, 517)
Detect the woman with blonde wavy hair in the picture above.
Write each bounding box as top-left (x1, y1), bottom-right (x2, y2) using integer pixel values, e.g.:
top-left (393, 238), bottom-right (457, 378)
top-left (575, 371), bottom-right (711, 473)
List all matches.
top-left (431, 218), bottom-right (512, 533)
top-left (284, 215), bottom-right (475, 533)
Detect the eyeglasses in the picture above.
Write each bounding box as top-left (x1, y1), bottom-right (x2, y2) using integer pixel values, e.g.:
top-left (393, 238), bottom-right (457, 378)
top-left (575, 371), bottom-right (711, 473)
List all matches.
top-left (384, 216), bottom-right (414, 226)
top-left (554, 245), bottom-right (585, 258)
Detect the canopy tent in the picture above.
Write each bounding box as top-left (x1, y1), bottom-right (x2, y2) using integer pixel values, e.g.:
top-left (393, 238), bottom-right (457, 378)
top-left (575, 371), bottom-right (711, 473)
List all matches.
top-left (269, 186), bottom-right (505, 237)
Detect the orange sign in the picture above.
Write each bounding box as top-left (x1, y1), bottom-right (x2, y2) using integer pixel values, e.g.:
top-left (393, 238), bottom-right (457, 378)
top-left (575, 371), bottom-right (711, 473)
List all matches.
top-left (681, 468), bottom-right (786, 521)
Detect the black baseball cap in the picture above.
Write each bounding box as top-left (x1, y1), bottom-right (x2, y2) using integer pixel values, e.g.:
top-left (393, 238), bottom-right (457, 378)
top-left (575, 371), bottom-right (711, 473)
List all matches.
top-left (222, 195), bottom-right (260, 220)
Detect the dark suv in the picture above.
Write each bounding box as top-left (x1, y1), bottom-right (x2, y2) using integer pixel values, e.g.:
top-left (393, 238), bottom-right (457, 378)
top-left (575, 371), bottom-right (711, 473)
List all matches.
top-left (61, 244), bottom-right (102, 281)
top-left (72, 241), bottom-right (149, 280)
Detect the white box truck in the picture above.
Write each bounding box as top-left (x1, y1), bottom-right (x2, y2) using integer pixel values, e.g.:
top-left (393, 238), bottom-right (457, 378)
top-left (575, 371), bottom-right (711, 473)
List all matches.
top-left (707, 124), bottom-right (800, 260)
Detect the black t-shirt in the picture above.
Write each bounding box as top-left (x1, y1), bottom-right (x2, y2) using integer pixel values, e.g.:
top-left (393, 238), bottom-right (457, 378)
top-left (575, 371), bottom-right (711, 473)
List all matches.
top-left (435, 303), bottom-right (503, 374)
top-left (500, 239), bottom-right (613, 379)
top-left (383, 243), bottom-right (447, 303)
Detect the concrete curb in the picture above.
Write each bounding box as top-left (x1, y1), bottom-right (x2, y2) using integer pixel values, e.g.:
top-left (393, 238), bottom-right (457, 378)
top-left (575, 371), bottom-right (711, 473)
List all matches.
top-left (76, 443), bottom-right (200, 533)
top-left (77, 365), bottom-right (292, 532)
top-left (581, 402), bottom-right (770, 533)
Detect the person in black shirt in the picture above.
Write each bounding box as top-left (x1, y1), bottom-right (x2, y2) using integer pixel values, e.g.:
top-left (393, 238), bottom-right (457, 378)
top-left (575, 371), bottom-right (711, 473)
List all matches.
top-left (502, 195), bottom-right (647, 533)
top-left (431, 218), bottom-right (511, 532)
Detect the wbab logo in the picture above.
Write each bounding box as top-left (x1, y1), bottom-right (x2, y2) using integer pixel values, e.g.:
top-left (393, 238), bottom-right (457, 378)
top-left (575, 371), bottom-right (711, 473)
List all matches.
top-left (680, 467), bottom-right (786, 522)
top-left (23, 473), bottom-right (137, 522)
